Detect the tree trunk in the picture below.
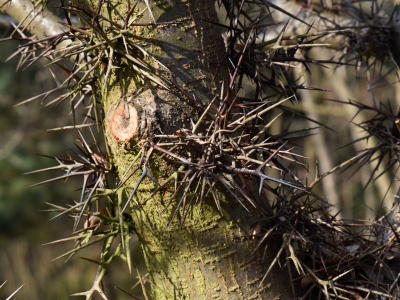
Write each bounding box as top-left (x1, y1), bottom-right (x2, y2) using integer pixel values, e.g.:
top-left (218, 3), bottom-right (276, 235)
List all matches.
top-left (97, 0), bottom-right (293, 298)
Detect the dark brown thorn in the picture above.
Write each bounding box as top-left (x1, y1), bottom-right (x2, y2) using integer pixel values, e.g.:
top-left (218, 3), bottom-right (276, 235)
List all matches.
top-left (124, 1), bottom-right (139, 29)
top-left (229, 28), bottom-right (254, 89)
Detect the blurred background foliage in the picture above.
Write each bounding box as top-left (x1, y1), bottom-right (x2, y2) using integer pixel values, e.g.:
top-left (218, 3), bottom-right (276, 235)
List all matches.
top-left (0, 26), bottom-right (147, 299)
top-left (0, 0), bottom-right (400, 299)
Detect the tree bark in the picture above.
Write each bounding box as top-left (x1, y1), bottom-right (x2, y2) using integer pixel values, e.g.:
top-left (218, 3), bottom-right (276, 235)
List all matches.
top-left (97, 0), bottom-right (294, 298)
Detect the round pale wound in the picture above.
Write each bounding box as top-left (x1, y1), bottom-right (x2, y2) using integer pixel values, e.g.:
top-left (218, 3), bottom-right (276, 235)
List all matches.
top-left (110, 103), bottom-right (138, 142)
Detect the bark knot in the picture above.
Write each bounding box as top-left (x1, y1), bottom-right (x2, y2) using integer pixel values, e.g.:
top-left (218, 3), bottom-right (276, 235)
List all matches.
top-left (110, 89), bottom-right (157, 142)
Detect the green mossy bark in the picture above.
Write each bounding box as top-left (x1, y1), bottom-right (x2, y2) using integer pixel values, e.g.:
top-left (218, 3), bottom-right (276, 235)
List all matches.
top-left (75, 0), bottom-right (294, 298)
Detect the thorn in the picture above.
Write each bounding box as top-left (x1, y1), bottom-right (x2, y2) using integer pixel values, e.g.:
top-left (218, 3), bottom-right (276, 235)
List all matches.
top-left (121, 161), bottom-right (159, 214)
